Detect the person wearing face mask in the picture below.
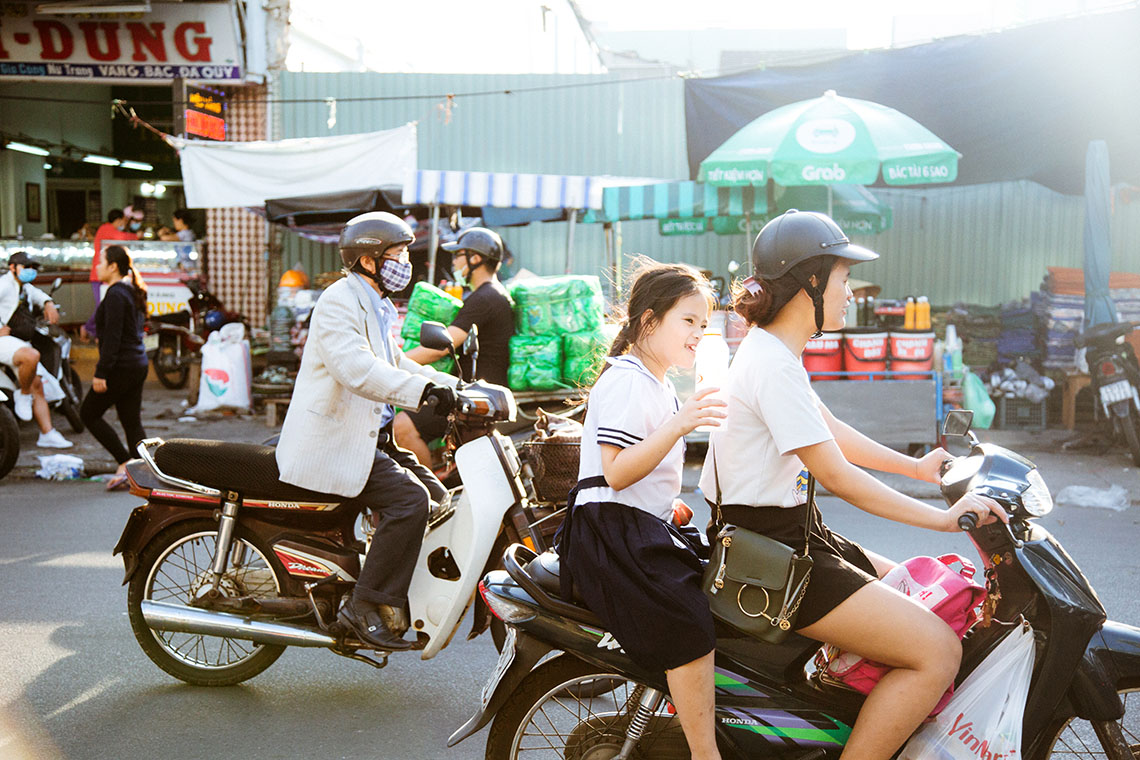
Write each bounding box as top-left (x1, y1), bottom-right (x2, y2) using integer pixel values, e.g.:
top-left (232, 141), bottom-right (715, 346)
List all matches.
top-left (275, 212), bottom-right (460, 652)
top-left (0, 251), bottom-right (72, 448)
top-left (393, 226), bottom-right (515, 466)
top-left (84, 207), bottom-right (140, 341)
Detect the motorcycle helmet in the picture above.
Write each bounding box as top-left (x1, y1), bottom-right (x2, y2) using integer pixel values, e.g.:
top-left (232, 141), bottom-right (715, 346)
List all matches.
top-left (204, 309), bottom-right (227, 331)
top-left (338, 212), bottom-right (415, 270)
top-left (441, 227), bottom-right (504, 264)
top-left (751, 210), bottom-right (879, 335)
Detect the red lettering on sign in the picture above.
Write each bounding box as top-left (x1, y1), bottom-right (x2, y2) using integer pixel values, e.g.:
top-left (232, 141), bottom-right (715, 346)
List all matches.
top-left (173, 21), bottom-right (212, 62)
top-left (78, 22), bottom-right (121, 62)
top-left (127, 22), bottom-right (167, 62)
top-left (34, 20), bottom-right (74, 60)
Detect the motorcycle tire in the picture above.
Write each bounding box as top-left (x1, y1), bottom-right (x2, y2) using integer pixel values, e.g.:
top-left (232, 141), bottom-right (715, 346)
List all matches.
top-left (0, 404), bottom-right (18, 480)
top-left (153, 333), bottom-right (190, 390)
top-left (127, 519), bottom-right (288, 686)
top-left (1039, 684), bottom-right (1140, 760)
top-left (485, 655), bottom-right (686, 760)
top-left (60, 368), bottom-right (85, 434)
top-left (1123, 409), bottom-right (1140, 468)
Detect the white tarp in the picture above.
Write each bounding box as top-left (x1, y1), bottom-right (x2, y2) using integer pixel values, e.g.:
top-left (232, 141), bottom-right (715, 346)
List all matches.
top-left (172, 124), bottom-right (417, 209)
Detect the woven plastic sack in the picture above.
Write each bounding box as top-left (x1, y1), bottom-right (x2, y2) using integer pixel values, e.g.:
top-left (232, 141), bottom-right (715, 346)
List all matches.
top-left (508, 334), bottom-right (565, 391)
top-left (402, 337), bottom-right (455, 374)
top-left (401, 311), bottom-right (427, 342)
top-left (562, 326), bottom-right (615, 387)
top-left (407, 281), bottom-right (463, 323)
top-left (511, 275), bottom-right (604, 336)
top-left (899, 624), bottom-right (1035, 760)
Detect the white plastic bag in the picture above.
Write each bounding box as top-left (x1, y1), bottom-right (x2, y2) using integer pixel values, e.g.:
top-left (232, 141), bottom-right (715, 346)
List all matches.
top-left (35, 454), bottom-right (84, 480)
top-left (196, 330), bottom-right (252, 412)
top-left (899, 623), bottom-right (1035, 760)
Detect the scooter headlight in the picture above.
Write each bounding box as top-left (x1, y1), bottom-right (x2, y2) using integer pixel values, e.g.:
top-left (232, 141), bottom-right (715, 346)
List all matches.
top-left (1021, 469), bottom-right (1053, 516)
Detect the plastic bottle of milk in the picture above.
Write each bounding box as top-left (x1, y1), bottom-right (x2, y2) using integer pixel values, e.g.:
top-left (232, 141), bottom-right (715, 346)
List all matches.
top-left (694, 321), bottom-right (730, 433)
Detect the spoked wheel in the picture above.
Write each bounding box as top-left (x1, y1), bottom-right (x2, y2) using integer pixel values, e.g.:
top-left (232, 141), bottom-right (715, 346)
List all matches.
top-left (1041, 686), bottom-right (1140, 760)
top-left (485, 655), bottom-right (688, 760)
top-left (127, 519), bottom-right (288, 686)
top-left (153, 333), bottom-right (190, 389)
top-left (1121, 411), bottom-right (1140, 468)
top-left (60, 367), bottom-right (84, 433)
top-left (0, 404), bottom-right (18, 480)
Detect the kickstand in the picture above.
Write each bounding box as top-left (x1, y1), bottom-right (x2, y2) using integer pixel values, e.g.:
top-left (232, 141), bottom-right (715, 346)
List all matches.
top-left (303, 574), bottom-right (341, 631)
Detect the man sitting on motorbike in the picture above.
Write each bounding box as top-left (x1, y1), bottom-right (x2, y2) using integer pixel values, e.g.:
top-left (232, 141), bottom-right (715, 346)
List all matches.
top-left (275, 212), bottom-right (459, 651)
top-left (0, 251), bottom-right (72, 448)
top-left (394, 226), bottom-right (515, 467)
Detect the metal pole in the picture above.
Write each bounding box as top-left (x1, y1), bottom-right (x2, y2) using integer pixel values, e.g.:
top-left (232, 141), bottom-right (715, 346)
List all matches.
top-left (615, 221), bottom-right (623, 300)
top-left (565, 208), bottom-right (577, 274)
top-left (604, 222), bottom-right (614, 305)
top-left (427, 203), bottom-right (440, 285)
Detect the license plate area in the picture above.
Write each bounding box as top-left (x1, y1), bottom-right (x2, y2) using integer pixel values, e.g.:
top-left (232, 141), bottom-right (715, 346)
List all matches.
top-left (143, 334), bottom-right (160, 352)
top-left (1100, 379), bottom-right (1132, 405)
top-left (481, 626), bottom-right (517, 708)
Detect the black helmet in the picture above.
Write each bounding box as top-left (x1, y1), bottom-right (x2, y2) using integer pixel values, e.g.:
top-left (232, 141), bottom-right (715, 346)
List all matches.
top-left (441, 227), bottom-right (503, 263)
top-left (338, 212), bottom-right (415, 269)
top-left (751, 210), bottom-right (879, 336)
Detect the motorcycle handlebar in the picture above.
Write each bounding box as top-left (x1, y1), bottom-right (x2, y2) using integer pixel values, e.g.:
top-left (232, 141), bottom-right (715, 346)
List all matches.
top-left (958, 513), bottom-right (979, 531)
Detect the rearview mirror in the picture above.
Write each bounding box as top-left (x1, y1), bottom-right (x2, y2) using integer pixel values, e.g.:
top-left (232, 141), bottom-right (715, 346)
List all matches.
top-left (51, 277), bottom-right (62, 292)
top-left (419, 320), bottom-right (453, 351)
top-left (942, 410), bottom-right (974, 437)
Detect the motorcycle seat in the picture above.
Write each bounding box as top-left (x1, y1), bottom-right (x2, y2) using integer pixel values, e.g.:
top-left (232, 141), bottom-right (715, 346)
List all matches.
top-left (152, 438), bottom-right (345, 503)
top-left (1075, 321), bottom-right (1137, 348)
top-left (526, 551), bottom-right (590, 608)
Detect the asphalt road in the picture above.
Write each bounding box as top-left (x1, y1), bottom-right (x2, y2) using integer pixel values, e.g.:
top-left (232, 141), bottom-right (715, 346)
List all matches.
top-left (2, 473), bottom-right (1139, 760)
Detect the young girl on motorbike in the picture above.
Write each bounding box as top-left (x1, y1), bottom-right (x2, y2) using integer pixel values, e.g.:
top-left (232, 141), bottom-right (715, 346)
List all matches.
top-left (560, 259), bottom-right (727, 760)
top-left (700, 210), bottom-right (1007, 759)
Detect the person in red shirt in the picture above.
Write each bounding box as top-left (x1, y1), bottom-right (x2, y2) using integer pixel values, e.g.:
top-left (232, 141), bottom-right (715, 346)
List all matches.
top-left (84, 207), bottom-right (139, 340)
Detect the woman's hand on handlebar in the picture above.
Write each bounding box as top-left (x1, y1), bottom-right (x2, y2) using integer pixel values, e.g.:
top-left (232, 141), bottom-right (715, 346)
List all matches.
top-left (914, 446), bottom-right (953, 484)
top-left (944, 492), bottom-right (1008, 532)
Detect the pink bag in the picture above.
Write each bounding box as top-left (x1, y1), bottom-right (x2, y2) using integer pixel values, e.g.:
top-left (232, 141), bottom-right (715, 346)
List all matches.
top-left (815, 554), bottom-right (987, 715)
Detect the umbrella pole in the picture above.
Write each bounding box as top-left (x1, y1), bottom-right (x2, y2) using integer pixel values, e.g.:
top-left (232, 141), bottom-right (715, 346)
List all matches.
top-left (615, 221), bottom-right (623, 300)
top-left (744, 210), bottom-right (752, 263)
top-left (565, 209), bottom-right (577, 275)
top-left (427, 203), bottom-right (440, 285)
top-left (828, 186), bottom-right (834, 218)
top-left (604, 222), bottom-right (615, 305)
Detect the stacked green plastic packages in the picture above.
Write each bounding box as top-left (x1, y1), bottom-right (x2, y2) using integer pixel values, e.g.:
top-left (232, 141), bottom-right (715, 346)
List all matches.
top-left (562, 323), bottom-right (620, 387)
top-left (401, 281), bottom-right (464, 374)
top-left (508, 275), bottom-right (606, 391)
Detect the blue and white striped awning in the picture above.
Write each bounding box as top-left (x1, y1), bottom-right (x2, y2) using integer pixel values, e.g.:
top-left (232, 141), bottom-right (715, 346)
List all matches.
top-left (402, 170), bottom-right (661, 211)
top-left (597, 181), bottom-right (769, 223)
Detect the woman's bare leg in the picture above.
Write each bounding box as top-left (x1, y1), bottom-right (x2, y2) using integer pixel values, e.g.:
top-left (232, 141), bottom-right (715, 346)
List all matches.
top-left (799, 581), bottom-right (961, 760)
top-left (665, 649), bottom-right (721, 760)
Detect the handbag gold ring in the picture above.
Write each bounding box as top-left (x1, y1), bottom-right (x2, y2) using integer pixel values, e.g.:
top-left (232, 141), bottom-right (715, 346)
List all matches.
top-left (737, 585), bottom-right (771, 619)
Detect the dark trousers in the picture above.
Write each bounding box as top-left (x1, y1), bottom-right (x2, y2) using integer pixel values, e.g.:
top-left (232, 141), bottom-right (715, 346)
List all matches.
top-left (80, 364), bottom-right (148, 465)
top-left (343, 436), bottom-right (447, 607)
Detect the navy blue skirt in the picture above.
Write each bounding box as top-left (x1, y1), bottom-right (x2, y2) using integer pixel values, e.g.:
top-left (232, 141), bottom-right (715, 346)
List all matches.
top-left (560, 499), bottom-right (716, 672)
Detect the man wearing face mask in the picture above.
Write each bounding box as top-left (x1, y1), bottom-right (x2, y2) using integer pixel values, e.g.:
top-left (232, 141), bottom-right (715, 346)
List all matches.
top-left (275, 212), bottom-right (459, 651)
top-left (393, 226), bottom-right (515, 466)
top-left (85, 207), bottom-right (140, 340)
top-left (0, 252), bottom-right (72, 447)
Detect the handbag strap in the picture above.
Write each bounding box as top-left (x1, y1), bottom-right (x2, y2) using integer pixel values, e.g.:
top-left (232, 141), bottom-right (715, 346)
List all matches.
top-left (711, 443), bottom-right (814, 556)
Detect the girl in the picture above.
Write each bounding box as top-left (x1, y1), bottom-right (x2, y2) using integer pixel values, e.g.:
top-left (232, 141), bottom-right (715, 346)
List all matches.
top-left (82, 245), bottom-right (150, 491)
top-left (700, 210), bottom-right (1006, 760)
top-left (560, 259), bottom-right (727, 760)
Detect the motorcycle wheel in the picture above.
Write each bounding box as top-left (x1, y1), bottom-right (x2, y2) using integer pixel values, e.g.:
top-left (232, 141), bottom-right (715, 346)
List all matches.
top-left (1040, 685), bottom-right (1140, 760)
top-left (60, 368), bottom-right (85, 433)
top-left (0, 404), bottom-right (18, 479)
top-left (1122, 410), bottom-right (1140, 468)
top-left (153, 333), bottom-right (189, 389)
top-left (127, 519), bottom-right (288, 686)
top-left (485, 655), bottom-right (687, 760)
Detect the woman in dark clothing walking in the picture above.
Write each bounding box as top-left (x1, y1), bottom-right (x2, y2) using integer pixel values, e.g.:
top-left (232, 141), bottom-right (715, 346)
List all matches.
top-left (81, 245), bottom-right (149, 490)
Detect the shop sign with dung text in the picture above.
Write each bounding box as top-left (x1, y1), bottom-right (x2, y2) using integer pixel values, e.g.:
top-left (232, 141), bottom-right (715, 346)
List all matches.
top-left (0, 2), bottom-right (242, 82)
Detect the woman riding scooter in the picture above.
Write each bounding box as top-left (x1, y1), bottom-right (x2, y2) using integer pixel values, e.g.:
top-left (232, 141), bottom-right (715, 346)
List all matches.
top-left (699, 210), bottom-right (1008, 760)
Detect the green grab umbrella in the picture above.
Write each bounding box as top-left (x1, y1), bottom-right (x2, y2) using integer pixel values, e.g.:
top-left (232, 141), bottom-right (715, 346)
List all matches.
top-left (698, 90), bottom-right (960, 188)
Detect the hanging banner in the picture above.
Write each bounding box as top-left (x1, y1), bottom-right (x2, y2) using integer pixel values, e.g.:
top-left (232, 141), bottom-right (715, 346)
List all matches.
top-left (0, 2), bottom-right (242, 82)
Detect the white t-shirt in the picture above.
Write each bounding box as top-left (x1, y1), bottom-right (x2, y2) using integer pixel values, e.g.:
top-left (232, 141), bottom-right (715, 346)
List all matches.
top-left (699, 327), bottom-right (833, 508)
top-left (577, 355), bottom-right (684, 522)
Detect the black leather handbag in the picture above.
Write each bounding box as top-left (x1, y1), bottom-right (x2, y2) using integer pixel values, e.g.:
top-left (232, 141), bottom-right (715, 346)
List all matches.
top-left (702, 451), bottom-right (815, 644)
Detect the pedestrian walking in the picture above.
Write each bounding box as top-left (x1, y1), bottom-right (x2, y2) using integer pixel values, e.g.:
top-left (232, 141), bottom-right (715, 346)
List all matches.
top-left (81, 245), bottom-right (149, 490)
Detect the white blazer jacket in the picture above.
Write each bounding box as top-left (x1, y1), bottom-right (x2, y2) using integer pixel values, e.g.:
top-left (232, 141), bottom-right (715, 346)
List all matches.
top-left (275, 275), bottom-right (458, 497)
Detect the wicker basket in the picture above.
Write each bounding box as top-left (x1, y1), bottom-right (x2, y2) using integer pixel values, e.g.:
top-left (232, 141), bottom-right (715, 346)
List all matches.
top-left (518, 439), bottom-right (581, 503)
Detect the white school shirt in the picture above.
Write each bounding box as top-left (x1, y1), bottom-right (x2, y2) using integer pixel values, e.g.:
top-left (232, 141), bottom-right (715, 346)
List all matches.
top-left (577, 355), bottom-right (683, 522)
top-left (699, 327), bottom-right (834, 508)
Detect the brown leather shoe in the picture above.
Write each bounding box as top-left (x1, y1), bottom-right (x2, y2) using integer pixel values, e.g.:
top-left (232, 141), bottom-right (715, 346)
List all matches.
top-left (338, 598), bottom-right (412, 651)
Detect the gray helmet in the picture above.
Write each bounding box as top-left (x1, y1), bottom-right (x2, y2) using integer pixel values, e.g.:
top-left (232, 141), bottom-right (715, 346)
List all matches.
top-left (441, 227), bottom-right (503, 263)
top-left (751, 210), bottom-right (879, 336)
top-left (338, 212), bottom-right (415, 270)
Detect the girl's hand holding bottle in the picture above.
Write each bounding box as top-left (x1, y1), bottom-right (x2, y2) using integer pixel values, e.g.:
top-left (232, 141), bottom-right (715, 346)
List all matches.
top-left (673, 387), bottom-right (727, 437)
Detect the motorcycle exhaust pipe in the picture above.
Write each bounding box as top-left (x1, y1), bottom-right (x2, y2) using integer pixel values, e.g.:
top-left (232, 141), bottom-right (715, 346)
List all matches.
top-left (141, 600), bottom-right (336, 648)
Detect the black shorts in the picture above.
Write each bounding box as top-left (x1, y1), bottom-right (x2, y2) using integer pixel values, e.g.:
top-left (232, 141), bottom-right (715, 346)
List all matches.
top-left (404, 403), bottom-right (449, 443)
top-left (718, 503), bottom-right (878, 632)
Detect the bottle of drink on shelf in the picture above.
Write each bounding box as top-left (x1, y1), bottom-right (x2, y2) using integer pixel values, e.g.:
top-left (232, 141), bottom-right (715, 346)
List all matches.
top-left (694, 326), bottom-right (730, 434)
top-left (855, 297), bottom-right (866, 327)
top-left (917, 296), bottom-right (931, 330)
top-left (904, 296), bottom-right (917, 330)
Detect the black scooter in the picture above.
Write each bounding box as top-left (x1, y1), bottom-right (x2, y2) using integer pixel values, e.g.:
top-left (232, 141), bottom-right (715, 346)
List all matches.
top-left (1077, 321), bottom-right (1140, 466)
top-left (456, 410), bottom-right (1140, 760)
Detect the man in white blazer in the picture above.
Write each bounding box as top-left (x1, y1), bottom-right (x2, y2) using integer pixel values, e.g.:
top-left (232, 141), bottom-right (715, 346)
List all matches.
top-left (276, 212), bottom-right (459, 651)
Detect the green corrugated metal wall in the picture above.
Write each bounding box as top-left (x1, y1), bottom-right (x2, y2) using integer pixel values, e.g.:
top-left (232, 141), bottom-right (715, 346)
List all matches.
top-left (275, 71), bottom-right (1140, 306)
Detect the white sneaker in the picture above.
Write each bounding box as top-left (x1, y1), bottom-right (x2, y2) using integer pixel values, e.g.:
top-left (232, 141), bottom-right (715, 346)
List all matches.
top-left (13, 391), bottom-right (33, 422)
top-left (37, 429), bottom-right (74, 449)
